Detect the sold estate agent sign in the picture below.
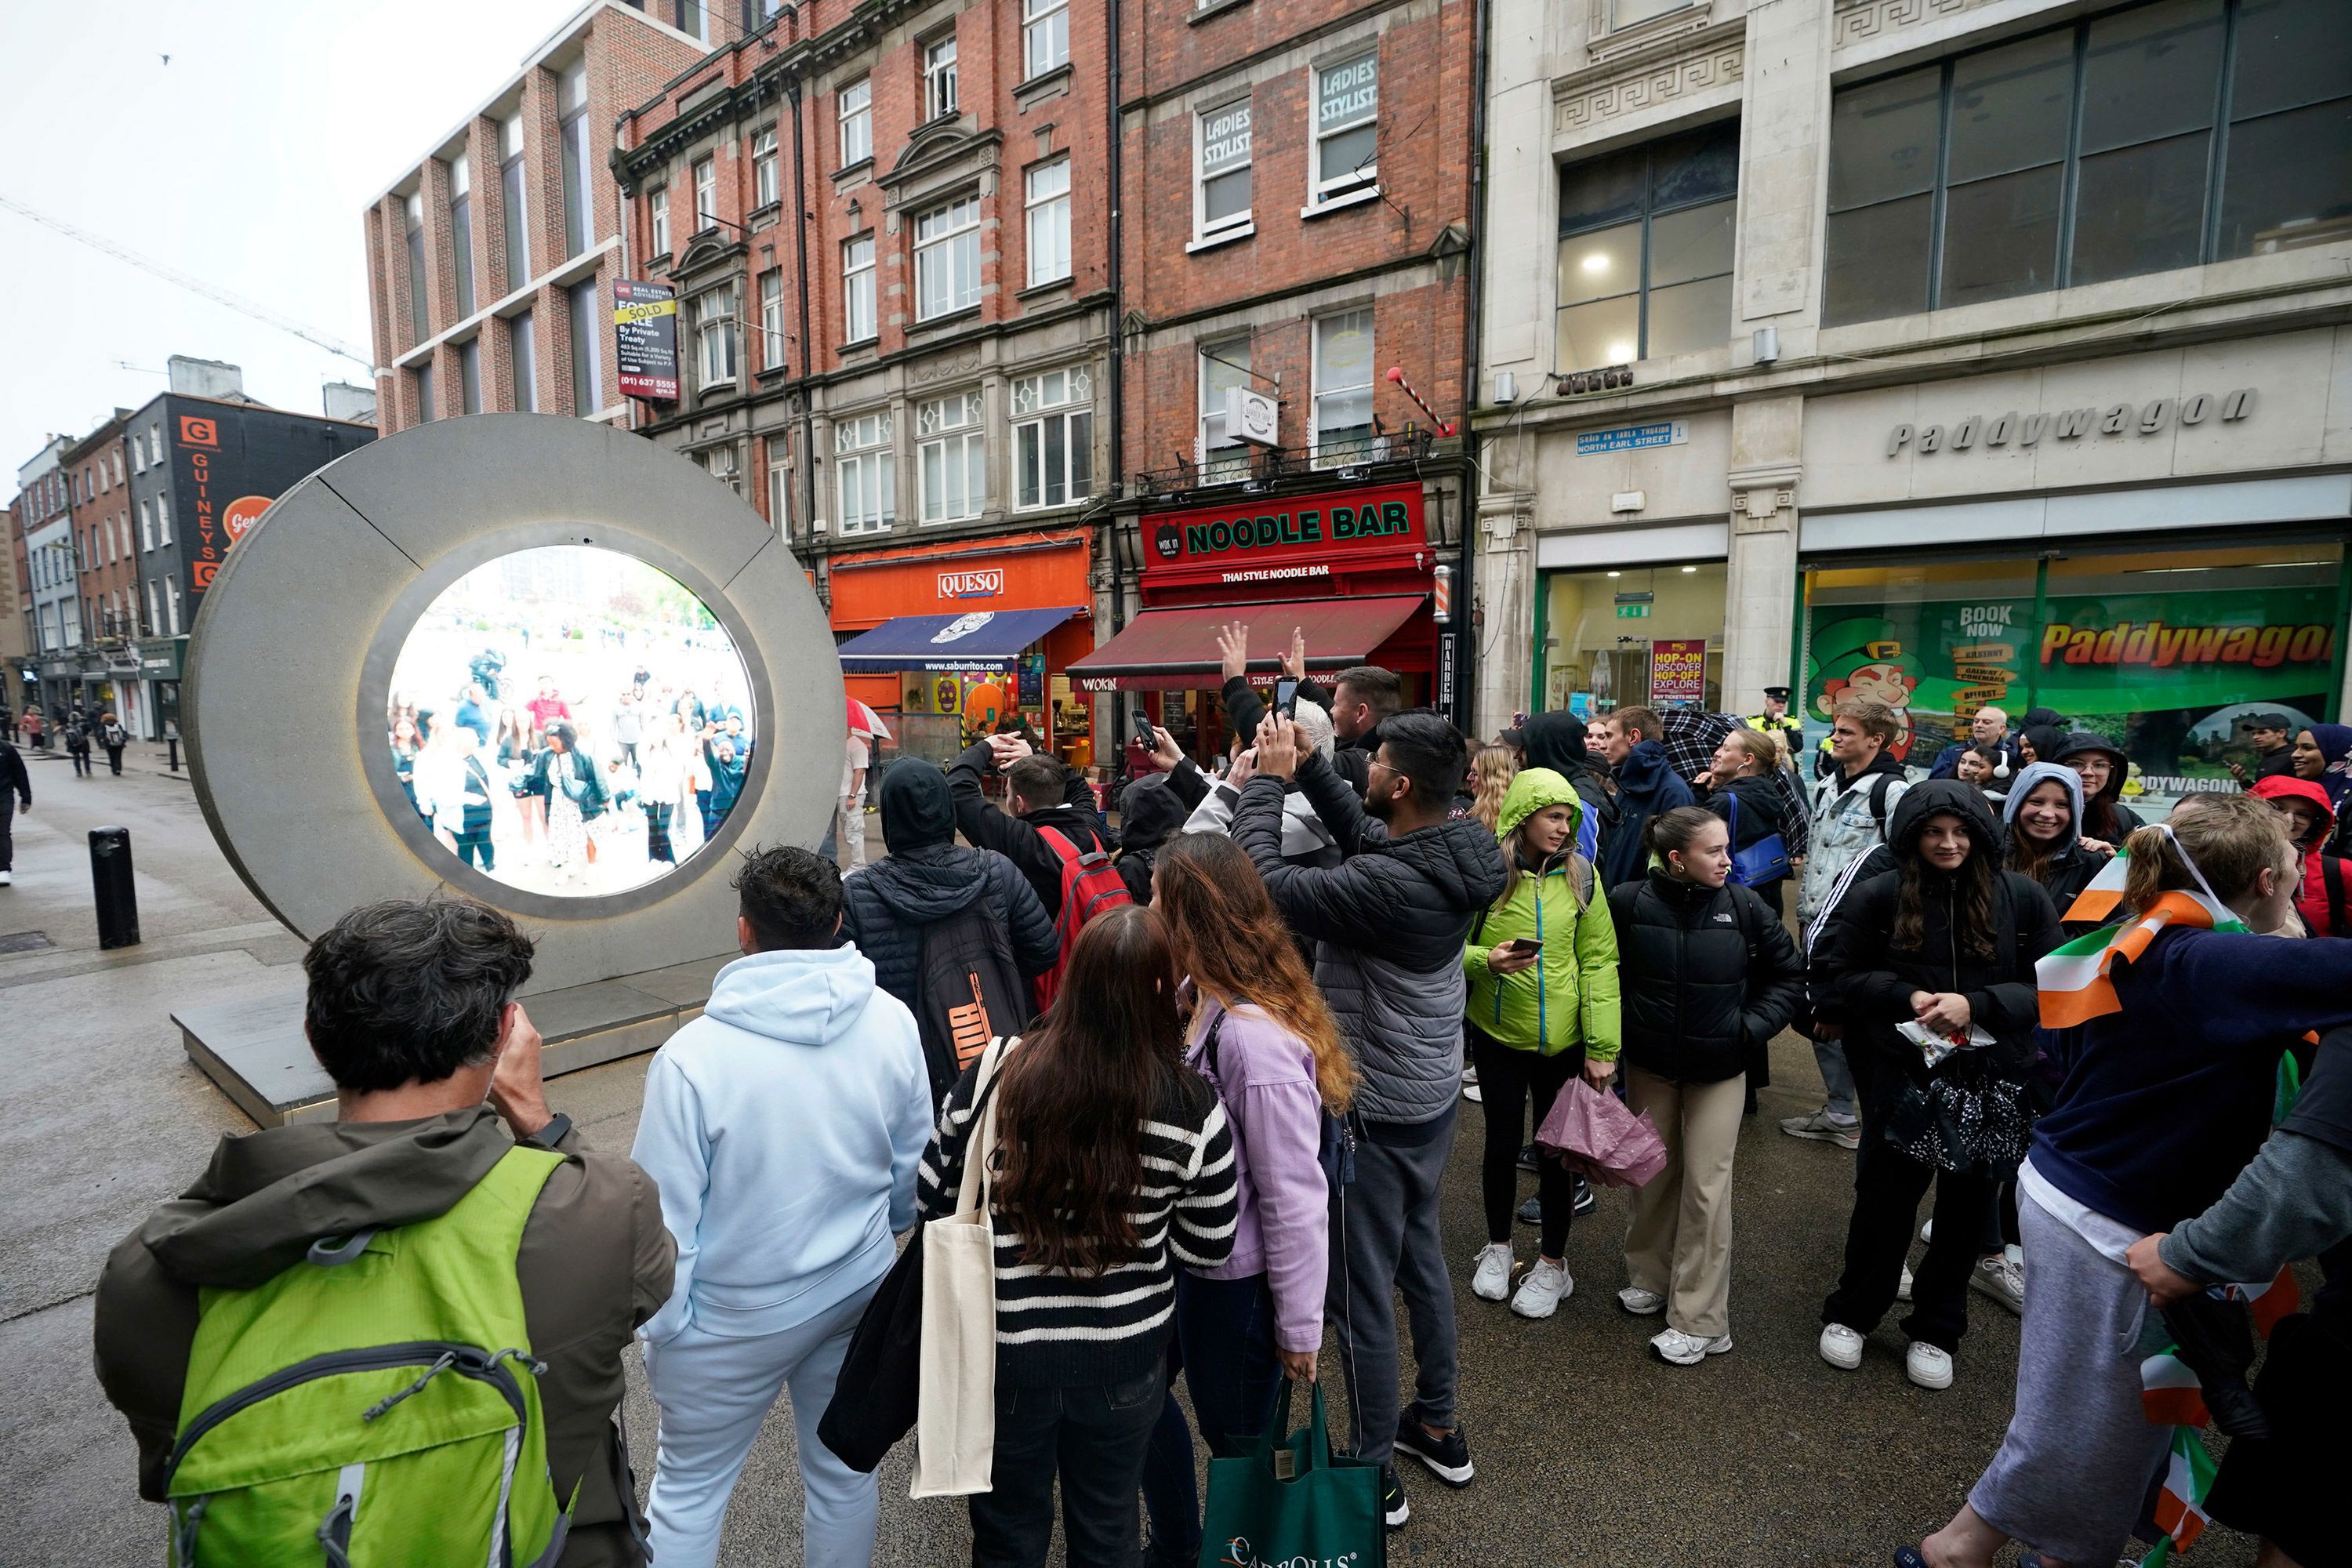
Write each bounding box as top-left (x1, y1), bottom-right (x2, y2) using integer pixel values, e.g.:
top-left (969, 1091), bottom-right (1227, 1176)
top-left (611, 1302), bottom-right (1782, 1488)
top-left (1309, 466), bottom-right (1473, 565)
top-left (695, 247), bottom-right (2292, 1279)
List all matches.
top-left (613, 280), bottom-right (680, 402)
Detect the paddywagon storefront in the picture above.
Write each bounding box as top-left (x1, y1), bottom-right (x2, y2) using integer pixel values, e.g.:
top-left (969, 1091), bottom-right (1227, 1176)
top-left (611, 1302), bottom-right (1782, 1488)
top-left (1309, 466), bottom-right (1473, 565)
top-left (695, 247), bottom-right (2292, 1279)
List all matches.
top-left (1070, 481), bottom-right (1448, 758)
top-left (825, 532), bottom-right (1095, 766)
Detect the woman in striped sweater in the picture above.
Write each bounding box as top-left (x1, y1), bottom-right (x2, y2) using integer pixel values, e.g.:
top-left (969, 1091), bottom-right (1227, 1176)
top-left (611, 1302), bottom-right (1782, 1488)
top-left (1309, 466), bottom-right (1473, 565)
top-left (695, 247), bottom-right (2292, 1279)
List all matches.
top-left (918, 904), bottom-right (1239, 1568)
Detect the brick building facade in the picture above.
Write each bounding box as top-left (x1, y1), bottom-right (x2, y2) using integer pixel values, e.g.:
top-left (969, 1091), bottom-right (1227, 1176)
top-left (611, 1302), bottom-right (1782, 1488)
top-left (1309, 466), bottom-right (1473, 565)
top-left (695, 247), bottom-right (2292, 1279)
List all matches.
top-left (616, 0), bottom-right (1114, 764)
top-left (362, 0), bottom-right (712, 435)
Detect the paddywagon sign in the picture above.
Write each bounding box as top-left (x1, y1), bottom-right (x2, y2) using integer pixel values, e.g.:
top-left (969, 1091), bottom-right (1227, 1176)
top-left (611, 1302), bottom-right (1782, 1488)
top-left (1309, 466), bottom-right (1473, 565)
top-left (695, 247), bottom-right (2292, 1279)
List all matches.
top-left (1144, 481), bottom-right (1426, 586)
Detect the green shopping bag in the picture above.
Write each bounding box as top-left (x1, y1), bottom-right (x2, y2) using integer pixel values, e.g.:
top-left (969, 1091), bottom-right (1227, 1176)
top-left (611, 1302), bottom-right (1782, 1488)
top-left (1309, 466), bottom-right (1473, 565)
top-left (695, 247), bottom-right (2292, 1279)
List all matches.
top-left (1196, 1379), bottom-right (1385, 1568)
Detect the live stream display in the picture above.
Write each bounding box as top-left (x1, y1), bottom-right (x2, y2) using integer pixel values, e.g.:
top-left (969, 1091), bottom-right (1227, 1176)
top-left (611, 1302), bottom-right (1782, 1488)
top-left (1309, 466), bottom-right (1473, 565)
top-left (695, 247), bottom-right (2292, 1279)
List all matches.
top-left (380, 546), bottom-right (757, 898)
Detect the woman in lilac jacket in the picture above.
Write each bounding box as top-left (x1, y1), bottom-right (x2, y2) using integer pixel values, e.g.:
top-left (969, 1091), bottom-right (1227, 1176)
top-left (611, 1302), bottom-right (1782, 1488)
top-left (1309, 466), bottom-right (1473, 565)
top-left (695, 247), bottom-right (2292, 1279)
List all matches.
top-left (1139, 831), bottom-right (1358, 1566)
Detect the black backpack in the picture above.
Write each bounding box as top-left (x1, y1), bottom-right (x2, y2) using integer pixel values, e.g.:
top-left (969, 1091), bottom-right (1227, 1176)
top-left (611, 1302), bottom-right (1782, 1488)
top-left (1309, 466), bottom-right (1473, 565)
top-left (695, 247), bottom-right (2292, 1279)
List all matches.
top-left (911, 902), bottom-right (1031, 1105)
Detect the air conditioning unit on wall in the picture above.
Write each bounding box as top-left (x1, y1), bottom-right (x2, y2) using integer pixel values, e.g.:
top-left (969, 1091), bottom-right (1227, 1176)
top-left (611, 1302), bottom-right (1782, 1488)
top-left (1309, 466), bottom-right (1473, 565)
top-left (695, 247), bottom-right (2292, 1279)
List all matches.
top-left (1225, 385), bottom-right (1279, 448)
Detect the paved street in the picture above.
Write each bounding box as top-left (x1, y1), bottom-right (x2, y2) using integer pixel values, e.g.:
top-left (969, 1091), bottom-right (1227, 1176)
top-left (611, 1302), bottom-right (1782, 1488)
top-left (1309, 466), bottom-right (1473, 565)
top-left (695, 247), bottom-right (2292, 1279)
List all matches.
top-left (0, 760), bottom-right (2262, 1566)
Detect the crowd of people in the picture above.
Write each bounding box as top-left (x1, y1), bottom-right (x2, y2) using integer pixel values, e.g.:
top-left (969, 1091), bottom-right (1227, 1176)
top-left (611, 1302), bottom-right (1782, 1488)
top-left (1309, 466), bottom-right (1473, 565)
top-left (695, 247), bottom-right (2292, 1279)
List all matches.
top-left (383, 570), bottom-right (757, 896)
top-left (87, 626), bottom-right (2352, 1568)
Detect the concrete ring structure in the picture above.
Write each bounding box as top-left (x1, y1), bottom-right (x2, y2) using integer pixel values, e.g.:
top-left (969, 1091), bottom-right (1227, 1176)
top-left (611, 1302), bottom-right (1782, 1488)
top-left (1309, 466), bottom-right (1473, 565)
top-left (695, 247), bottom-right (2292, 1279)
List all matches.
top-left (186, 412), bottom-right (841, 995)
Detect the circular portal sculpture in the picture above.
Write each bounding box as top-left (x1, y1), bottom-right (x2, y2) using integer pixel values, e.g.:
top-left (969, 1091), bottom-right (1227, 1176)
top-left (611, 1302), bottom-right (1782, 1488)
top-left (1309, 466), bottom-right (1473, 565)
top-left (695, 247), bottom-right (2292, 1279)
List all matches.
top-left (185, 414), bottom-right (841, 994)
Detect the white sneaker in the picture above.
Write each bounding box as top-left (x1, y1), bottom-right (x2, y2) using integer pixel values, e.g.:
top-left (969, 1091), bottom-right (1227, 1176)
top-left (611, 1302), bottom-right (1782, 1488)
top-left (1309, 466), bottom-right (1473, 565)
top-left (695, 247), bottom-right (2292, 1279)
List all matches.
top-left (1650, 1327), bottom-right (1733, 1365)
top-left (1510, 1258), bottom-right (1572, 1319)
top-left (1617, 1286), bottom-right (1665, 1316)
top-left (1780, 1107), bottom-right (1861, 1149)
top-left (1920, 1218), bottom-right (1934, 1243)
top-left (1819, 1323), bottom-right (1864, 1370)
top-left (0, 869), bottom-right (12, 886)
top-left (1897, 1263), bottom-right (1914, 1301)
top-left (1970, 1253), bottom-right (2024, 1316)
top-left (1470, 1243), bottom-right (1512, 1302)
top-left (1906, 1341), bottom-right (1955, 1390)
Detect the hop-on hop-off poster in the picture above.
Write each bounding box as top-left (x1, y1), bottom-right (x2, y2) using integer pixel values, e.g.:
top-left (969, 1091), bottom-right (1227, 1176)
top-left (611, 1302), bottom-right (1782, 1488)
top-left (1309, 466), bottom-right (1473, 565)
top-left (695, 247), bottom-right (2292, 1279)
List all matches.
top-left (1651, 639), bottom-right (1707, 705)
top-left (1806, 585), bottom-right (2337, 797)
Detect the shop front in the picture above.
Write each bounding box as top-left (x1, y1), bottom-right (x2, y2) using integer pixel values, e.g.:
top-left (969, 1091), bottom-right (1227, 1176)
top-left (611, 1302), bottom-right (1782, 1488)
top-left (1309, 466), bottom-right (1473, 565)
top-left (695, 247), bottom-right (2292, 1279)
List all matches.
top-left (1071, 481), bottom-right (1445, 760)
top-left (136, 637), bottom-right (187, 740)
top-left (824, 532), bottom-right (1095, 768)
top-left (1530, 521), bottom-right (1731, 721)
top-left (1796, 533), bottom-right (2346, 819)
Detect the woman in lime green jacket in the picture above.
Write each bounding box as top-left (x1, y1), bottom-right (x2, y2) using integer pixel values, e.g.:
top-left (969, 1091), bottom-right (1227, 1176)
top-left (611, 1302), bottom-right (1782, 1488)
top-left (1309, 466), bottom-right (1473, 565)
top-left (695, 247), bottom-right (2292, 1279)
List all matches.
top-left (1462, 767), bottom-right (1623, 1319)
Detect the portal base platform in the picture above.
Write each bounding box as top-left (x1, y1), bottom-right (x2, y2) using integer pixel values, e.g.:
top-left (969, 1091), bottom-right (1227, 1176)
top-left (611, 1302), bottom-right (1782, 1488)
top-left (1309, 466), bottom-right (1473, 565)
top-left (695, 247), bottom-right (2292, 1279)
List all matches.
top-left (176, 954), bottom-right (732, 1127)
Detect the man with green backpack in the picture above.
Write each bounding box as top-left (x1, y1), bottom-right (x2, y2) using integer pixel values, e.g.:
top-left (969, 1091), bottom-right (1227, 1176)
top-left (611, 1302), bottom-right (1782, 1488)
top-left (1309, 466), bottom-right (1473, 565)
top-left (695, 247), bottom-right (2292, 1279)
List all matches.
top-left (94, 898), bottom-right (677, 1566)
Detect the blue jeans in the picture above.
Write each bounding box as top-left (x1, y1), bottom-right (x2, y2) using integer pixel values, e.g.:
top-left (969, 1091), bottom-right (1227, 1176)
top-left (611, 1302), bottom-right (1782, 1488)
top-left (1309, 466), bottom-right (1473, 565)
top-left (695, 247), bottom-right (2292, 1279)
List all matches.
top-left (1139, 1272), bottom-right (1283, 1562)
top-left (1812, 1034), bottom-right (1857, 1118)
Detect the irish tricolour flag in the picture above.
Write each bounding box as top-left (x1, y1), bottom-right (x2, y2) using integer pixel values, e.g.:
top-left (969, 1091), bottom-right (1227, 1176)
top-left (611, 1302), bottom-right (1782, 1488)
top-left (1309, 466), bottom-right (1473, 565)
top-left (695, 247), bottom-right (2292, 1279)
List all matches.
top-left (2037, 890), bottom-right (2245, 1028)
top-left (2062, 849), bottom-right (2133, 925)
top-left (2141, 1428), bottom-right (2217, 1563)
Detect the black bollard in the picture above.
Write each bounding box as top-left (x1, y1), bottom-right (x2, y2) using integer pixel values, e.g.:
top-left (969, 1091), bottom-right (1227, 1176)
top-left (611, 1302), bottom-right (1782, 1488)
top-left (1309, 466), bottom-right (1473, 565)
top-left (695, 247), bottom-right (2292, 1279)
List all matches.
top-left (167, 735), bottom-right (180, 772)
top-left (90, 827), bottom-right (140, 949)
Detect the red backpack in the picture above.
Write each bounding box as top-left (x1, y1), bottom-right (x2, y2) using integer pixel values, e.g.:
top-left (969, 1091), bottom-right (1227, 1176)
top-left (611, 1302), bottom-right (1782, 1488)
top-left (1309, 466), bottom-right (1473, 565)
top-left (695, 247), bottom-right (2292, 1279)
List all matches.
top-left (1032, 825), bottom-right (1134, 1011)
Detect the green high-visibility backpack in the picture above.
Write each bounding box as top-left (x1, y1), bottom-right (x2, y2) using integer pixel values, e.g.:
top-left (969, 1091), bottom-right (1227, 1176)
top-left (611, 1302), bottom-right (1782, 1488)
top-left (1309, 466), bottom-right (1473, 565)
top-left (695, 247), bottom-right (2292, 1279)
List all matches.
top-left (162, 1145), bottom-right (575, 1566)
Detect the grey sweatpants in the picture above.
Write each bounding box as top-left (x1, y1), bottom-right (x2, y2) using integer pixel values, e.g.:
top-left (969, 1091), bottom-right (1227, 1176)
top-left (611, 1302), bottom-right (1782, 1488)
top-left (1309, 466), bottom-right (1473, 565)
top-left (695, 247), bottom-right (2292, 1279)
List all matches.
top-left (1328, 1112), bottom-right (1461, 1465)
top-left (1969, 1189), bottom-right (2171, 1564)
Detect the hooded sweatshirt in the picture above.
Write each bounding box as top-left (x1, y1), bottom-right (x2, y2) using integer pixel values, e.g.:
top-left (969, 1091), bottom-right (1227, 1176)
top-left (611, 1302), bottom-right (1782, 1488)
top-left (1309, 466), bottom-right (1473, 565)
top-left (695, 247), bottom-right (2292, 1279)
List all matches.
top-left (1809, 779), bottom-right (2063, 1078)
top-left (1116, 771), bottom-right (1196, 902)
top-left (2249, 774), bottom-right (2350, 938)
top-left (2304, 722), bottom-right (2352, 840)
top-left (1519, 710), bottom-right (1617, 865)
top-left (93, 1110), bottom-right (673, 1565)
top-left (1461, 768), bottom-right (1621, 1060)
top-left (2050, 731), bottom-right (2143, 843)
top-left (946, 737), bottom-right (1116, 916)
top-left (2002, 760), bottom-right (2114, 933)
top-left (630, 945), bottom-right (933, 1346)
top-left (1601, 738), bottom-right (1696, 888)
top-left (1232, 750), bottom-right (1507, 1127)
top-left (840, 761), bottom-right (1058, 1008)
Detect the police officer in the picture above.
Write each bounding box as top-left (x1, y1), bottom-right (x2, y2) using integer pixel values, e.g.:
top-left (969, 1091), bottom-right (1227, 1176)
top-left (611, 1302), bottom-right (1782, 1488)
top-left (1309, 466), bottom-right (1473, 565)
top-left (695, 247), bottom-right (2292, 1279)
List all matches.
top-left (1748, 685), bottom-right (1806, 760)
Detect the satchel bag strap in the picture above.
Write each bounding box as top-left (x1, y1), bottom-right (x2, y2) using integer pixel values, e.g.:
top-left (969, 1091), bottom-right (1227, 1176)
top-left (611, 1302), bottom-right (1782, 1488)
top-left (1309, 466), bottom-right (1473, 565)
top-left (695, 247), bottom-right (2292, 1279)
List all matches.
top-left (955, 1035), bottom-right (1018, 1218)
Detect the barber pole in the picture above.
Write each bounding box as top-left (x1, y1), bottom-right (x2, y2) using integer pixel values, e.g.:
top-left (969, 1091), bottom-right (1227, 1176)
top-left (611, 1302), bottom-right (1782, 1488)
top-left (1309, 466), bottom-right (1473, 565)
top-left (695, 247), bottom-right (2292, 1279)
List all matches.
top-left (1432, 564), bottom-right (1452, 625)
top-left (1384, 365), bottom-right (1455, 437)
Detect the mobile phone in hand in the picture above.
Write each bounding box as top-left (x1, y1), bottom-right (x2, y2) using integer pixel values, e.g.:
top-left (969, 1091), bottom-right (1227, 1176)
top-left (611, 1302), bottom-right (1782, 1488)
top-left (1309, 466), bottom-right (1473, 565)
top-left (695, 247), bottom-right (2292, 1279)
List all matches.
top-left (1504, 937), bottom-right (1543, 956)
top-left (1276, 677), bottom-right (1300, 719)
top-left (1131, 709), bottom-right (1157, 749)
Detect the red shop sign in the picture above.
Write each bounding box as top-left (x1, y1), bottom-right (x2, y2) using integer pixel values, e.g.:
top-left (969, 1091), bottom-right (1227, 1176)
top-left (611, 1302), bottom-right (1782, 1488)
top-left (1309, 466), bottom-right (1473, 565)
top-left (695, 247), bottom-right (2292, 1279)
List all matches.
top-left (1143, 481), bottom-right (1425, 588)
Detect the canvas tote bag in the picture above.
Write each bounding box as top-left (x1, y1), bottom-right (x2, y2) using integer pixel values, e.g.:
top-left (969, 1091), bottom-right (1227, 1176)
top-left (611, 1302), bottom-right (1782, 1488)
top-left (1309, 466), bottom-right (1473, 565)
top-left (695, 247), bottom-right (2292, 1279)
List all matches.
top-left (912, 1034), bottom-right (1014, 1497)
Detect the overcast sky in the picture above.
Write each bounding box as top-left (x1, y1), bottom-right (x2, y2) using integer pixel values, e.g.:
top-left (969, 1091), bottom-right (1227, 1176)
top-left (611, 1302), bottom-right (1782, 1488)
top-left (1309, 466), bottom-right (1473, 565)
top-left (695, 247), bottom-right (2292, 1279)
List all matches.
top-left (0, 0), bottom-right (583, 481)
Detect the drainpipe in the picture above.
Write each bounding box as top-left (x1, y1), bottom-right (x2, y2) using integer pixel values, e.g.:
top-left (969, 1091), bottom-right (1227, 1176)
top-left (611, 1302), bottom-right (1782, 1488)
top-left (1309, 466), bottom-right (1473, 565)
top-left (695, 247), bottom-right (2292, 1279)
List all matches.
top-left (1105, 0), bottom-right (1128, 750)
top-left (787, 74), bottom-right (818, 564)
top-left (1455, 0), bottom-right (1490, 735)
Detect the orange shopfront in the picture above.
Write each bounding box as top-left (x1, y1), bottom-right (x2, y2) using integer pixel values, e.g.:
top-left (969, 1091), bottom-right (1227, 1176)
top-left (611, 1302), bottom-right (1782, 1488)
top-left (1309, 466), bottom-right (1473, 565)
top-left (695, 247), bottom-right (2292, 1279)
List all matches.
top-left (826, 532), bottom-right (1096, 766)
top-left (1072, 481), bottom-right (1446, 760)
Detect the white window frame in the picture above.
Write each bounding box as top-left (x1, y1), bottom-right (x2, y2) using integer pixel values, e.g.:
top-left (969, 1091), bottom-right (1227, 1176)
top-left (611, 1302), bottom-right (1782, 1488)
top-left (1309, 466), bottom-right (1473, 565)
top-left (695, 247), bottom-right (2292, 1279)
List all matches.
top-left (917, 390), bottom-right (986, 523)
top-left (140, 497), bottom-right (154, 551)
top-left (833, 411), bottom-right (895, 535)
top-left (768, 454), bottom-right (791, 531)
top-left (1310, 308), bottom-right (1377, 462)
top-left (1023, 0), bottom-right (1069, 78)
top-left (753, 127), bottom-right (779, 207)
top-left (1197, 336), bottom-right (1255, 476)
top-left (707, 442), bottom-right (741, 494)
top-left (147, 426), bottom-right (162, 466)
top-left (1011, 366), bottom-right (1094, 511)
top-left (843, 234), bottom-right (877, 342)
top-left (692, 156), bottom-right (717, 233)
top-left (1025, 158), bottom-right (1071, 286)
top-left (147, 580), bottom-right (162, 638)
top-left (1310, 52), bottom-right (1379, 206)
top-left (166, 575), bottom-right (182, 636)
top-left (914, 195), bottom-right (982, 321)
top-left (924, 36), bottom-right (958, 121)
top-left (838, 78), bottom-right (872, 168)
top-left (155, 492), bottom-right (171, 545)
top-left (131, 441), bottom-right (143, 475)
top-left (694, 286), bottom-right (738, 388)
top-left (650, 185), bottom-right (670, 256)
top-left (1195, 96), bottom-right (1254, 239)
top-left (759, 270), bottom-right (786, 369)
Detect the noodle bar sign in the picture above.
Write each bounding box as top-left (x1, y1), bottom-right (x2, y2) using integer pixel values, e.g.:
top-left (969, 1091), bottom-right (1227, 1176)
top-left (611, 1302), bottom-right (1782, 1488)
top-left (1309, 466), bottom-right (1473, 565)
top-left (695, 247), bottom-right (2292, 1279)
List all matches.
top-left (1145, 481), bottom-right (1426, 586)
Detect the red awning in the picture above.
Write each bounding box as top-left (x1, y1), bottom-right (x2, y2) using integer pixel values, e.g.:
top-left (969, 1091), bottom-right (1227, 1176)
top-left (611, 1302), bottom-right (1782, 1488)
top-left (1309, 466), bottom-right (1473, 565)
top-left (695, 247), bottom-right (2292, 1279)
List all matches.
top-left (1066, 595), bottom-right (1425, 691)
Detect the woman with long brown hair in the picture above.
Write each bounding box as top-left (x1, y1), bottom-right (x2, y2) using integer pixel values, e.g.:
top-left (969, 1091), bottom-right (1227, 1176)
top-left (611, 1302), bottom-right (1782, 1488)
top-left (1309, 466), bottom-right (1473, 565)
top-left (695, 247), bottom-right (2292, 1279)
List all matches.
top-left (916, 905), bottom-right (1238, 1568)
top-left (1139, 832), bottom-right (1352, 1566)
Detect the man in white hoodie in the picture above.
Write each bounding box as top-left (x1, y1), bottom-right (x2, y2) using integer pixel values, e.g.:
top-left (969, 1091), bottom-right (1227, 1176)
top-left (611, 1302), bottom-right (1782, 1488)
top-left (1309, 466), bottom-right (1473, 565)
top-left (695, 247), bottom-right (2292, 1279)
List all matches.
top-left (632, 844), bottom-right (932, 1568)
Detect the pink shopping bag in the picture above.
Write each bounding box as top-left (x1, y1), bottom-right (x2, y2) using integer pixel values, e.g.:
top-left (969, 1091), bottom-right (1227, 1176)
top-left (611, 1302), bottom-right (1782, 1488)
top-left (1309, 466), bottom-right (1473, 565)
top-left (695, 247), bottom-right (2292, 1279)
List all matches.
top-left (1534, 1076), bottom-right (1668, 1189)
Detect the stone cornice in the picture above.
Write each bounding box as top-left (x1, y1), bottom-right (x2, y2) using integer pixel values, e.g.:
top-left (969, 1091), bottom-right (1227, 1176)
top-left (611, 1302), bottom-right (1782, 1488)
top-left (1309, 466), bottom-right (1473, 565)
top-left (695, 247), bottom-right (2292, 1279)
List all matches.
top-left (1552, 14), bottom-right (1746, 139)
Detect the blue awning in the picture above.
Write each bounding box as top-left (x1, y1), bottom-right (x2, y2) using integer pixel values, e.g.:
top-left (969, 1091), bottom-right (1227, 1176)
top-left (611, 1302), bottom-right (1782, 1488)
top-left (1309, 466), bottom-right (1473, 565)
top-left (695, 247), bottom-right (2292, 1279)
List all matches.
top-left (835, 605), bottom-right (1087, 673)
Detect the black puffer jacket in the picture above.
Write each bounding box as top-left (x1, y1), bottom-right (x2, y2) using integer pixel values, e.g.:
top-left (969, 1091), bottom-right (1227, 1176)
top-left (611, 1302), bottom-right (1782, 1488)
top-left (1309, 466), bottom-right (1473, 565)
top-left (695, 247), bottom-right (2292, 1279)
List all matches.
top-left (1114, 764), bottom-right (1210, 903)
top-left (1701, 771), bottom-right (1792, 906)
top-left (843, 760), bottom-right (1058, 1009)
top-left (1813, 780), bottom-right (2063, 1080)
top-left (1609, 869), bottom-right (1803, 1083)
top-left (1232, 752), bottom-right (1505, 1126)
